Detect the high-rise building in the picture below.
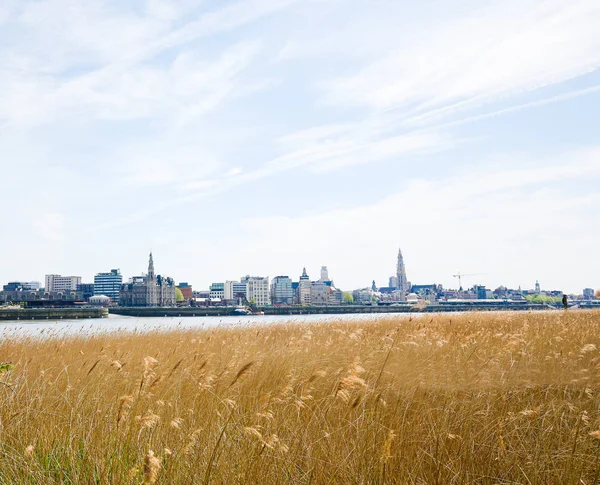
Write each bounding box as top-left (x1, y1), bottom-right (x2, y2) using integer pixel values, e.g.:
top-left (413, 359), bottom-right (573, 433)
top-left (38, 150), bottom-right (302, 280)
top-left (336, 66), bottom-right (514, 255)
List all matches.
top-left (271, 276), bottom-right (294, 305)
top-left (535, 280), bottom-right (541, 294)
top-left (320, 266), bottom-right (329, 282)
top-left (241, 276), bottom-right (270, 306)
top-left (45, 274), bottom-right (82, 292)
top-left (94, 269), bottom-right (122, 302)
top-left (396, 248), bottom-right (409, 293)
top-left (388, 276), bottom-right (398, 289)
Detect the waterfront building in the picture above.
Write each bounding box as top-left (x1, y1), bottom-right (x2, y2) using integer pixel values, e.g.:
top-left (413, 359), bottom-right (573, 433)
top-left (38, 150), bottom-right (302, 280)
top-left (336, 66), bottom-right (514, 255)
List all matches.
top-left (396, 248), bottom-right (409, 293)
top-left (320, 266), bottom-right (329, 282)
top-left (352, 288), bottom-right (374, 304)
top-left (119, 253), bottom-right (175, 307)
top-left (94, 269), bottom-right (122, 302)
top-left (77, 283), bottom-right (95, 301)
top-left (241, 276), bottom-right (270, 305)
top-left (0, 289), bottom-right (83, 305)
top-left (224, 281), bottom-right (247, 303)
top-left (271, 276), bottom-right (294, 305)
top-left (311, 281), bottom-right (331, 305)
top-left (410, 284), bottom-right (439, 298)
top-left (45, 274), bottom-right (82, 292)
top-left (329, 287), bottom-right (343, 305)
top-left (209, 283), bottom-right (225, 300)
top-left (3, 281), bottom-right (41, 291)
top-left (297, 268), bottom-right (311, 305)
top-left (177, 282), bottom-right (194, 301)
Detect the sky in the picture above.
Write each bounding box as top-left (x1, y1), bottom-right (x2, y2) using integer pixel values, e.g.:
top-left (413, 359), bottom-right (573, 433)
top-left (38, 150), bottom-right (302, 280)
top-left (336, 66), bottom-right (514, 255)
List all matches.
top-left (1, 0), bottom-right (599, 294)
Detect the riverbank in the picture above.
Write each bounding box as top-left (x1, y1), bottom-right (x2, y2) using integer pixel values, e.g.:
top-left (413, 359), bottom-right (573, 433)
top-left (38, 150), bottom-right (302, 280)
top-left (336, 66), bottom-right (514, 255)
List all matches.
top-left (0, 307), bottom-right (108, 321)
top-left (110, 301), bottom-right (555, 317)
top-left (1, 311), bottom-right (600, 483)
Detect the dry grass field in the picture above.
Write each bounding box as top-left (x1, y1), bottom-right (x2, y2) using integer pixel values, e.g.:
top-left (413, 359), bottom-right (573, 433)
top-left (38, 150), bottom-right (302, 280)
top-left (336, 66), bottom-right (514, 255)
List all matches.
top-left (1, 310), bottom-right (600, 484)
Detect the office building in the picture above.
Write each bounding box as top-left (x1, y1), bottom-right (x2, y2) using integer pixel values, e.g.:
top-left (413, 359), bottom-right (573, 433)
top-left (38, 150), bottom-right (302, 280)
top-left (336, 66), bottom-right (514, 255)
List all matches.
top-left (241, 275), bottom-right (270, 305)
top-left (77, 283), bottom-right (95, 301)
top-left (209, 283), bottom-right (225, 300)
top-left (3, 281), bottom-right (40, 291)
top-left (45, 274), bottom-right (82, 292)
top-left (271, 276), bottom-right (294, 305)
top-left (224, 281), bottom-right (247, 303)
top-left (94, 269), bottom-right (122, 302)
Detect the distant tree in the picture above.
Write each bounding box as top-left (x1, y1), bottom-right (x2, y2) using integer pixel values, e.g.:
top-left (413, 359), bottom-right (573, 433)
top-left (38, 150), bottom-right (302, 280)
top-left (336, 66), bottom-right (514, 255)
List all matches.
top-left (343, 292), bottom-right (354, 304)
top-left (175, 288), bottom-right (184, 303)
top-left (596, 289), bottom-right (600, 299)
top-left (524, 294), bottom-right (561, 304)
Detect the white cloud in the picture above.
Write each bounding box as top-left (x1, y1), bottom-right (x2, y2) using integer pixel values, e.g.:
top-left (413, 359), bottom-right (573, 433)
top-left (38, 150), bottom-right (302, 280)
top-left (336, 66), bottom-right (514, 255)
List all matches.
top-left (240, 147), bottom-right (600, 293)
top-left (0, 0), bottom-right (292, 127)
top-left (318, 0), bottom-right (600, 120)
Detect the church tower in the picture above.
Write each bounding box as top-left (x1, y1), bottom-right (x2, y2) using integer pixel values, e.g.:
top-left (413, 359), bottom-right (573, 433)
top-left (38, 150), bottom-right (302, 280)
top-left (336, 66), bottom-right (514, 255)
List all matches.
top-left (396, 248), bottom-right (409, 293)
top-left (146, 252), bottom-right (158, 306)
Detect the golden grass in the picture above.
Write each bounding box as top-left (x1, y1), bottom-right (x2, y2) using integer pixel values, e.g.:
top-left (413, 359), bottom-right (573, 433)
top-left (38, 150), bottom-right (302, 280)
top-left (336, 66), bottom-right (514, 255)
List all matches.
top-left (1, 310), bottom-right (600, 483)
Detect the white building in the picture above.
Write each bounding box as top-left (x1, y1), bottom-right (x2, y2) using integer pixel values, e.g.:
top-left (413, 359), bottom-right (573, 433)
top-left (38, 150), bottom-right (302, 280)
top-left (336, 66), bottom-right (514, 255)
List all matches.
top-left (224, 281), bottom-right (248, 302)
top-left (320, 266), bottom-right (329, 282)
top-left (209, 283), bottom-right (225, 300)
top-left (241, 276), bottom-right (270, 305)
top-left (45, 274), bottom-right (82, 292)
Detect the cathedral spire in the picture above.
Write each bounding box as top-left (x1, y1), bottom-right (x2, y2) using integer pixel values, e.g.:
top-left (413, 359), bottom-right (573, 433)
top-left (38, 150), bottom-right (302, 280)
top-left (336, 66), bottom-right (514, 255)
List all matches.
top-left (396, 247), bottom-right (408, 293)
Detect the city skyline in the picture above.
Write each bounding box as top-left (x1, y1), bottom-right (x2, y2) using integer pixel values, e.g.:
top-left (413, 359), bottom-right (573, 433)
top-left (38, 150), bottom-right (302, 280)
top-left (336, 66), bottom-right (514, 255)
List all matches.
top-left (0, 0), bottom-right (599, 293)
top-left (2, 247), bottom-right (593, 296)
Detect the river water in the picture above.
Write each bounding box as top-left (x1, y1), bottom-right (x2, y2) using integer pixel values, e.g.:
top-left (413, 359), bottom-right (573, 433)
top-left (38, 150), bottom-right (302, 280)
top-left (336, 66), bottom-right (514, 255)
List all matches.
top-left (0, 312), bottom-right (419, 339)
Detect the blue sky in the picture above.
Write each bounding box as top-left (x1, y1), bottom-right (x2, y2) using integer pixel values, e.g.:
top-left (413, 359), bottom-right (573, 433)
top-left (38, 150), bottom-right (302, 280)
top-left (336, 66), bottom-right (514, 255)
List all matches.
top-left (1, 0), bottom-right (599, 293)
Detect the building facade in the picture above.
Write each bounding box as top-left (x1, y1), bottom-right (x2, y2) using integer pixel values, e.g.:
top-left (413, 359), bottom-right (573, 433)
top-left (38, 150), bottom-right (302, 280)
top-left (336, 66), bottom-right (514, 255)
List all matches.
top-left (209, 283), bottom-right (225, 300)
top-left (77, 283), bottom-right (95, 301)
top-left (3, 281), bottom-right (41, 291)
top-left (297, 268), bottom-right (311, 305)
top-left (271, 276), bottom-right (294, 305)
top-left (45, 274), bottom-right (82, 292)
top-left (311, 281), bottom-right (331, 304)
top-left (119, 253), bottom-right (175, 307)
top-left (224, 281), bottom-right (247, 303)
top-left (94, 269), bottom-right (122, 302)
top-left (241, 276), bottom-right (270, 305)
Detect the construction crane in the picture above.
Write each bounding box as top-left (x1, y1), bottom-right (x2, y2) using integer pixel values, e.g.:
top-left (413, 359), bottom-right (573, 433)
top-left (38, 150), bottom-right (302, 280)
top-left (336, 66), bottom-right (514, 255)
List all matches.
top-left (452, 272), bottom-right (486, 290)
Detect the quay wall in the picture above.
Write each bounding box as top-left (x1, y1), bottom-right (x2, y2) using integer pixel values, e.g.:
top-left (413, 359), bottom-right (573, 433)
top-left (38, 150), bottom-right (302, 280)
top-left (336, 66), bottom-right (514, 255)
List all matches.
top-left (0, 307), bottom-right (108, 321)
top-left (110, 303), bottom-right (550, 318)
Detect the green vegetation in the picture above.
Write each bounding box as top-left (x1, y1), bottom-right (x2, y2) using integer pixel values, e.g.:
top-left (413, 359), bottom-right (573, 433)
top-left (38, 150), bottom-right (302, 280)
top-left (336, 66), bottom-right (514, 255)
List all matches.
top-left (343, 291), bottom-right (354, 304)
top-left (175, 287), bottom-right (184, 303)
top-left (524, 294), bottom-right (561, 304)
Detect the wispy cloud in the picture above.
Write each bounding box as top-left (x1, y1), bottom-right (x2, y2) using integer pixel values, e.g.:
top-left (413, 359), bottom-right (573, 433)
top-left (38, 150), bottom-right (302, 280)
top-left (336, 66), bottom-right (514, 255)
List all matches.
top-left (320, 0), bottom-right (600, 117)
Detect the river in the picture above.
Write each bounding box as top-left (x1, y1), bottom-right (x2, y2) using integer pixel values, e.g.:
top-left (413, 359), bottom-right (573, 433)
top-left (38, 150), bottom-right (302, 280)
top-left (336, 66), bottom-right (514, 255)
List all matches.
top-left (0, 312), bottom-right (419, 339)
